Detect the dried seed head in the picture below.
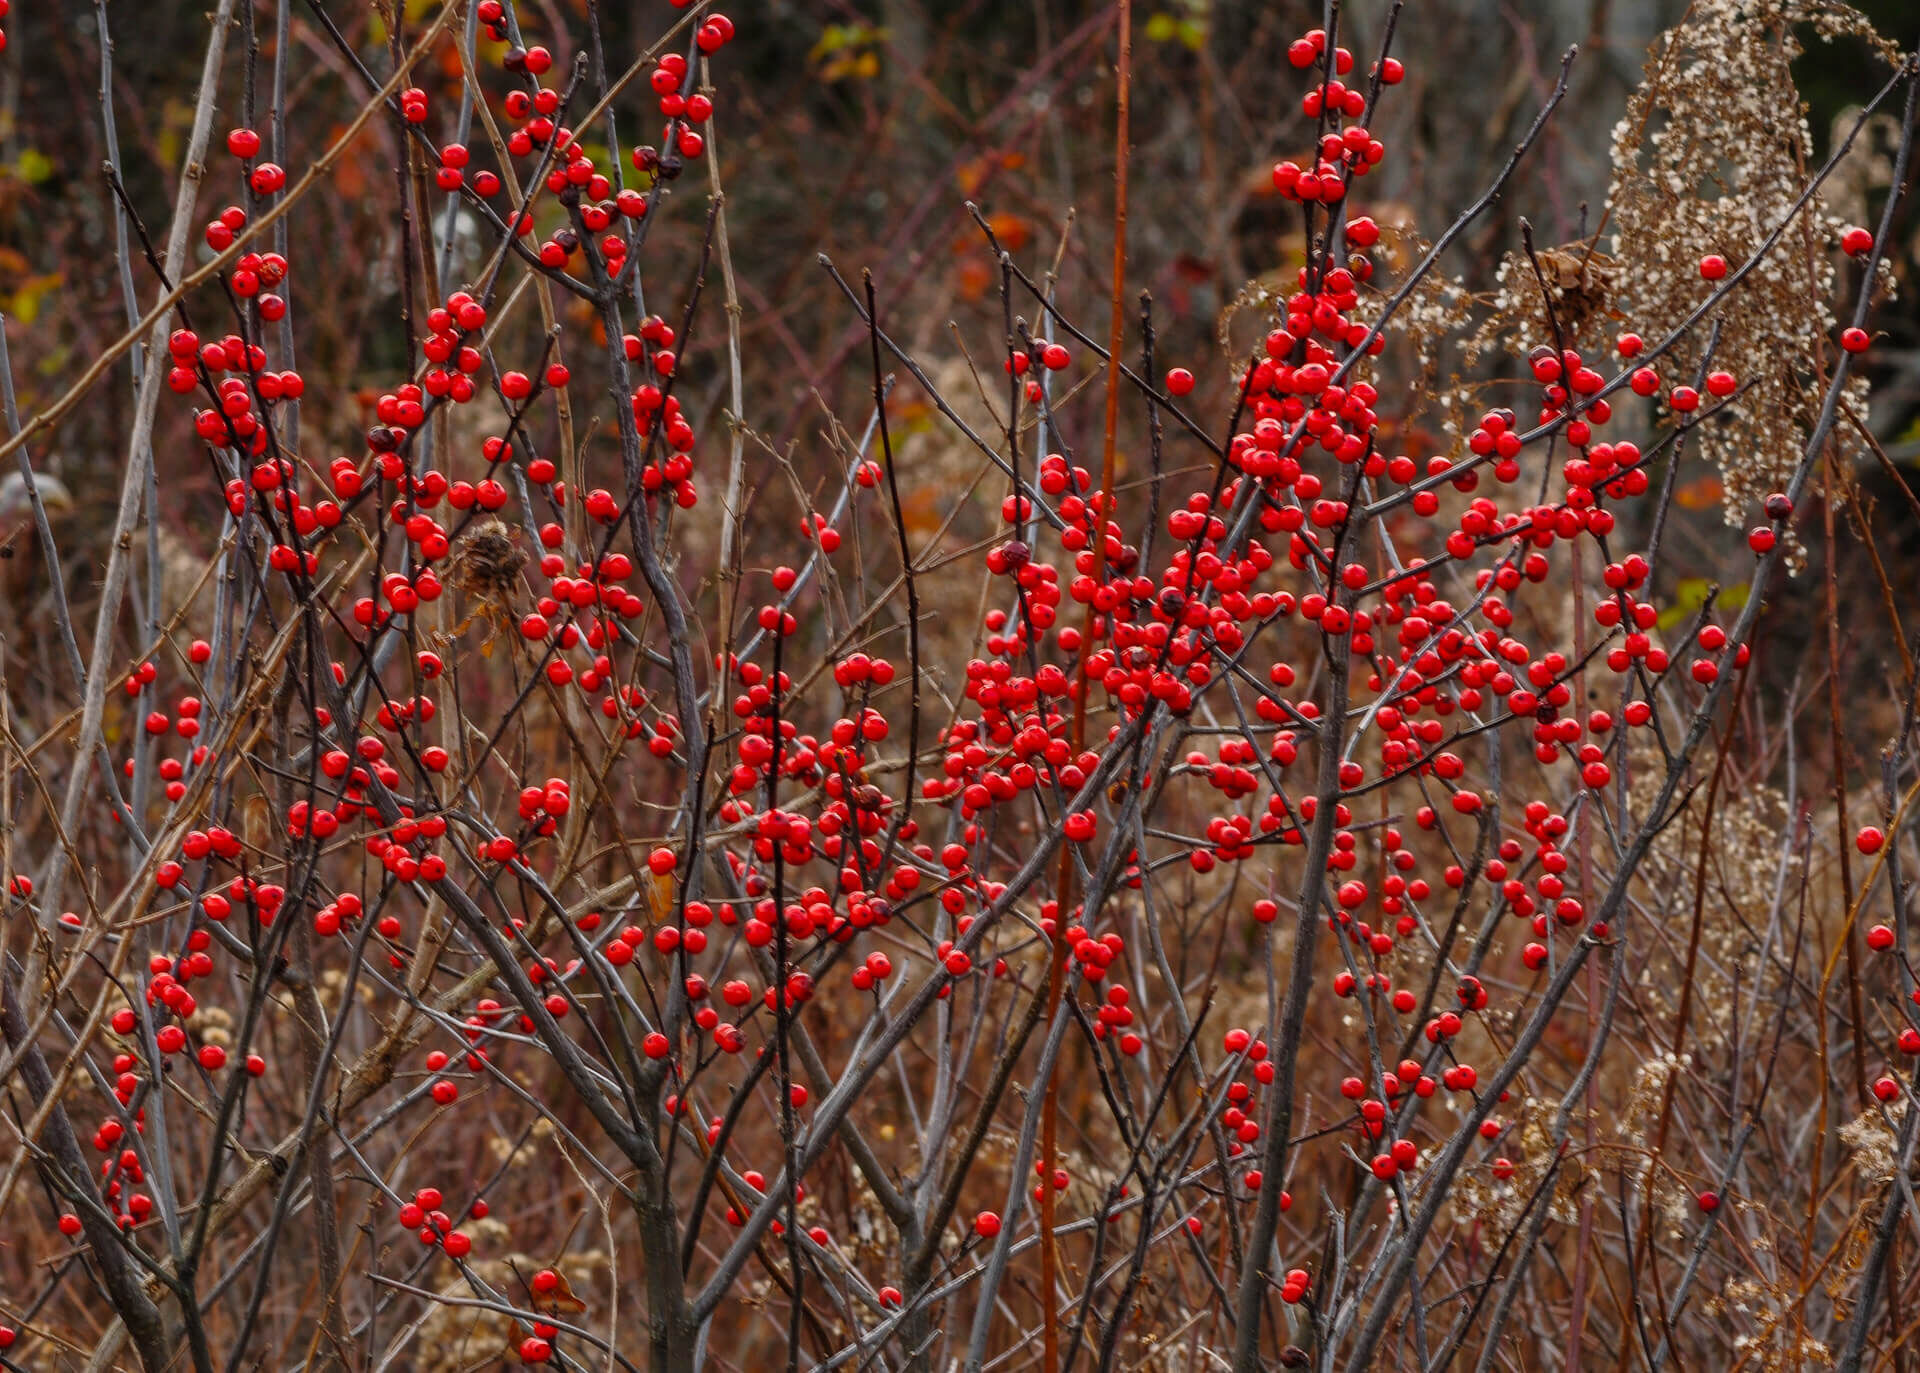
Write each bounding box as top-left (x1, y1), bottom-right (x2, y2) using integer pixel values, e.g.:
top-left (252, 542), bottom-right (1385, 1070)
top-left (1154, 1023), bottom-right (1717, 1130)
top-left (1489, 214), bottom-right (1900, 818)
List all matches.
top-left (449, 518), bottom-right (527, 603)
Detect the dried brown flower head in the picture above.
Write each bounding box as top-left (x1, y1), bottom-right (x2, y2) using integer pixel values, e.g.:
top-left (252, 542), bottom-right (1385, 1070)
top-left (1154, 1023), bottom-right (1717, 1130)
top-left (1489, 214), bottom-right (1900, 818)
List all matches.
top-left (1604, 0), bottom-right (1900, 531)
top-left (449, 517), bottom-right (528, 604)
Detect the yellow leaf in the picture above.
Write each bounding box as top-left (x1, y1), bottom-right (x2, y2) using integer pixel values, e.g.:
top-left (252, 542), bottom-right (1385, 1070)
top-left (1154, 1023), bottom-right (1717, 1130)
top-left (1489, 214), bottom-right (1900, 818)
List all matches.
top-left (1658, 577), bottom-right (1739, 632)
top-left (646, 871), bottom-right (675, 923)
top-left (809, 23), bottom-right (853, 61)
top-left (811, 21), bottom-right (886, 80)
top-left (14, 149), bottom-right (53, 185)
top-left (9, 273), bottom-right (64, 325)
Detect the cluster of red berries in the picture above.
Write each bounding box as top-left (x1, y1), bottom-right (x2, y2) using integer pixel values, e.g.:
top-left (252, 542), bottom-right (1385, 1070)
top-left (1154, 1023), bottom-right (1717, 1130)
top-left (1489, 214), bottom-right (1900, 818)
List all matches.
top-left (87, 949), bottom-right (267, 1233)
top-left (1268, 30), bottom-right (1399, 204)
top-left (395, 1184), bottom-right (479, 1259)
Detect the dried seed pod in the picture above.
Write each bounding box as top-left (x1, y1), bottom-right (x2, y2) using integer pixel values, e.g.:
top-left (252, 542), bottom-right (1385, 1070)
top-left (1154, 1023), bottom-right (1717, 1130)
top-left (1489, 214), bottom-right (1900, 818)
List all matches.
top-left (448, 518), bottom-right (527, 605)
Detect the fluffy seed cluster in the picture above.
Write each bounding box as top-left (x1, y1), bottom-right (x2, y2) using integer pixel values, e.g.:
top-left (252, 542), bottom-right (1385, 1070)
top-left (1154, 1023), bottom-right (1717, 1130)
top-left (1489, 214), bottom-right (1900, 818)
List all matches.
top-left (1623, 730), bottom-right (1795, 1053)
top-left (1456, 0), bottom-right (1900, 555)
top-left (1603, 0), bottom-right (1899, 529)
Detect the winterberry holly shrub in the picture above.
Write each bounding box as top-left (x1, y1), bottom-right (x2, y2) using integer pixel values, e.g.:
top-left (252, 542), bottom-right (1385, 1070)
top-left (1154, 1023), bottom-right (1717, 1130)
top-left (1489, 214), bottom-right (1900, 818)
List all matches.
top-left (0, 3), bottom-right (1917, 1372)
